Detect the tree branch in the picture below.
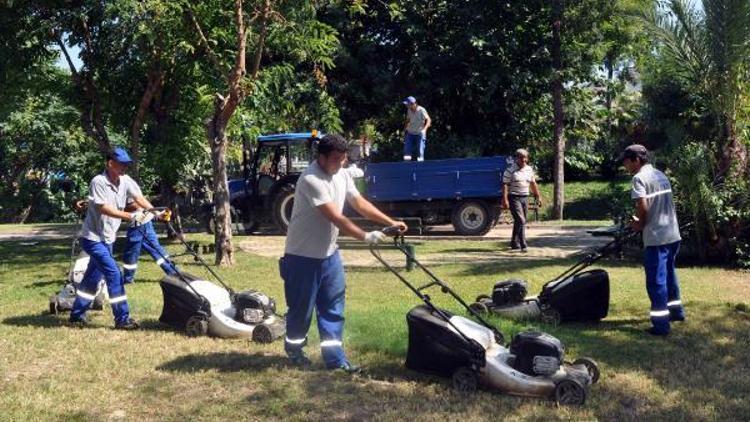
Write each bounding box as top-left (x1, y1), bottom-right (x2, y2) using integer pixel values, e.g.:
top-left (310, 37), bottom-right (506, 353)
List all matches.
top-left (185, 6), bottom-right (225, 76)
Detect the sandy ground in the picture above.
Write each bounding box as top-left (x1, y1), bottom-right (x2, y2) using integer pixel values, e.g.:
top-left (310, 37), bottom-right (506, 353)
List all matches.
top-left (237, 224), bottom-right (613, 266)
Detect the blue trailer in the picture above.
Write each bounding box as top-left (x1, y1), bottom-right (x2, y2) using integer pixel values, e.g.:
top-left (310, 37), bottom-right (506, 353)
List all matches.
top-left (363, 157), bottom-right (508, 235)
top-left (219, 132), bottom-right (509, 236)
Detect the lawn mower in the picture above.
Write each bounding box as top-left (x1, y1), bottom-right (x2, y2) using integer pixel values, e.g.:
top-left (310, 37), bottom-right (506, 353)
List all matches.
top-left (49, 238), bottom-right (108, 314)
top-left (140, 208), bottom-right (285, 343)
top-left (371, 227), bottom-right (600, 405)
top-left (468, 225), bottom-right (639, 325)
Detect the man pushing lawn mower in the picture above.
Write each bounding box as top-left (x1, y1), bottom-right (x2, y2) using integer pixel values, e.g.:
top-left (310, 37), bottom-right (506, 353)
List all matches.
top-left (280, 134), bottom-right (407, 373)
top-left (69, 147), bottom-right (160, 330)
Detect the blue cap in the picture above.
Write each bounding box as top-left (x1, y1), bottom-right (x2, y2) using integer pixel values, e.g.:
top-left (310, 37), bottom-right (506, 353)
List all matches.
top-left (403, 96), bottom-right (417, 105)
top-left (110, 147), bottom-right (133, 164)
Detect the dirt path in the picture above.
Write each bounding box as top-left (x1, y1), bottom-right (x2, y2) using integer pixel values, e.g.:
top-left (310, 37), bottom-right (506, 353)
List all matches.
top-left (238, 224), bottom-right (612, 266)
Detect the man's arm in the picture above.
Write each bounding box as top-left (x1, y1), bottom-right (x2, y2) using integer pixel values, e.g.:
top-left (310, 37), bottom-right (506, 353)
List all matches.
top-left (98, 204), bottom-right (133, 220)
top-left (317, 202), bottom-right (368, 241)
top-left (502, 184), bottom-right (510, 209)
top-left (348, 195), bottom-right (407, 231)
top-left (530, 179), bottom-right (543, 207)
top-left (131, 195), bottom-right (155, 211)
top-left (631, 197), bottom-right (648, 231)
top-left (422, 112), bottom-right (431, 133)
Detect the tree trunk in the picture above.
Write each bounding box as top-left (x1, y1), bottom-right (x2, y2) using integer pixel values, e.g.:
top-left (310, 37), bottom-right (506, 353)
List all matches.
top-left (551, 0), bottom-right (565, 220)
top-left (130, 68), bottom-right (164, 182)
top-left (719, 115), bottom-right (748, 179)
top-left (208, 102), bottom-right (234, 266)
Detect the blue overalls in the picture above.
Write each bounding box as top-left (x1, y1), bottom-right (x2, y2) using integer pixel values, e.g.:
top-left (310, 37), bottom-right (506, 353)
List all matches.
top-left (280, 251), bottom-right (347, 368)
top-left (122, 221), bottom-right (177, 283)
top-left (645, 241), bottom-right (684, 334)
top-left (70, 239), bottom-right (130, 324)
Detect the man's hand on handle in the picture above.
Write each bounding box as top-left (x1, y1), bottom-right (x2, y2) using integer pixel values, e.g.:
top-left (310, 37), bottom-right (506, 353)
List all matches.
top-left (364, 231), bottom-right (387, 245)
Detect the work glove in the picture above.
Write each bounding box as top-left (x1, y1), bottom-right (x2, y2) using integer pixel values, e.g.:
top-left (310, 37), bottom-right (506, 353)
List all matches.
top-left (364, 231), bottom-right (386, 245)
top-left (130, 210), bottom-right (154, 226)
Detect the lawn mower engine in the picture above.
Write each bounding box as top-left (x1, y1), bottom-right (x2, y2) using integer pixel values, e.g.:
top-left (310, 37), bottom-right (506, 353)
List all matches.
top-left (492, 279), bottom-right (528, 306)
top-left (234, 290), bottom-right (276, 324)
top-left (509, 331), bottom-right (564, 376)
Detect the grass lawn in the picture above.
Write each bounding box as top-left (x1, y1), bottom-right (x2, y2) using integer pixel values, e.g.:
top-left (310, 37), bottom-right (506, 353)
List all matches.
top-left (1, 233), bottom-right (749, 420)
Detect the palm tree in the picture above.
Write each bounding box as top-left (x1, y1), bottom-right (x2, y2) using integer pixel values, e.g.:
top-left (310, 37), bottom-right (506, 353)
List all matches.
top-left (642, 0), bottom-right (750, 179)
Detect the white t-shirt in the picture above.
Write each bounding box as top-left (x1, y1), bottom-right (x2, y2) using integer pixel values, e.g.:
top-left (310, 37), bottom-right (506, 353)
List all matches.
top-left (406, 106), bottom-right (430, 135)
top-left (79, 173), bottom-right (142, 244)
top-left (284, 161), bottom-right (361, 259)
top-left (631, 164), bottom-right (681, 247)
top-left (502, 165), bottom-right (536, 196)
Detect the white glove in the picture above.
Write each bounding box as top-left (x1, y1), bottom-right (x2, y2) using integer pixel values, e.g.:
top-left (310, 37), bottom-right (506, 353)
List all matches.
top-left (364, 231), bottom-right (386, 245)
top-left (130, 210), bottom-right (153, 226)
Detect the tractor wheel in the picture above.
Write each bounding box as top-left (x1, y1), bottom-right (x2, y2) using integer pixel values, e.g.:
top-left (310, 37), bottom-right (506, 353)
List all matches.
top-left (271, 184), bottom-right (296, 234)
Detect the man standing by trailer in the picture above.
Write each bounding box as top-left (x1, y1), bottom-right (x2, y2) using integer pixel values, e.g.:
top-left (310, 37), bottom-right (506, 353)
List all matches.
top-left (621, 144), bottom-right (685, 336)
top-left (502, 149), bottom-right (543, 252)
top-left (69, 147), bottom-right (156, 329)
top-left (402, 96), bottom-right (431, 161)
top-left (281, 134), bottom-right (407, 373)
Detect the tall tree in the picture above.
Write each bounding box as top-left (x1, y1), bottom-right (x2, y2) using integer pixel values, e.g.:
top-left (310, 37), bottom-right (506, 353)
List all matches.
top-left (551, 0), bottom-right (565, 219)
top-left (641, 0), bottom-right (750, 179)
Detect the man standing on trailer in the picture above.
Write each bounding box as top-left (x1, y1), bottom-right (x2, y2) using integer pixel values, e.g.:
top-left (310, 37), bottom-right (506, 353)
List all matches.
top-left (402, 96), bottom-right (431, 161)
top-left (281, 134), bottom-right (407, 373)
top-left (621, 144), bottom-right (685, 336)
top-left (69, 147), bottom-right (156, 329)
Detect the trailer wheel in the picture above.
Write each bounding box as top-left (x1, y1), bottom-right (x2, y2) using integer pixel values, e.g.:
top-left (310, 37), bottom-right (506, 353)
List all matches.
top-left (451, 201), bottom-right (492, 236)
top-left (271, 184), bottom-right (295, 234)
top-left (554, 378), bottom-right (587, 406)
top-left (185, 315), bottom-right (209, 337)
top-left (573, 357), bottom-right (600, 384)
top-left (452, 367), bottom-right (478, 393)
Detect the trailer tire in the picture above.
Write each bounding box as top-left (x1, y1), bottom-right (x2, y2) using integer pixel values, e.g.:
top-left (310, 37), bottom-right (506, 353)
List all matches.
top-left (271, 184), bottom-right (296, 234)
top-left (451, 200), bottom-right (492, 236)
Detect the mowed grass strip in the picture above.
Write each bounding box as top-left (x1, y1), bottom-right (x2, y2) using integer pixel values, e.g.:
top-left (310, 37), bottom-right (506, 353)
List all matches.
top-left (0, 234), bottom-right (748, 421)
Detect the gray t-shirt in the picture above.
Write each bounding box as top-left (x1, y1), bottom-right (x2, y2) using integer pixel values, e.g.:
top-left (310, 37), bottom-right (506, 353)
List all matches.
top-left (503, 165), bottom-right (536, 196)
top-left (284, 161), bottom-right (360, 259)
top-left (631, 164), bottom-right (681, 247)
top-left (79, 173), bottom-right (142, 244)
top-left (406, 106), bottom-right (430, 135)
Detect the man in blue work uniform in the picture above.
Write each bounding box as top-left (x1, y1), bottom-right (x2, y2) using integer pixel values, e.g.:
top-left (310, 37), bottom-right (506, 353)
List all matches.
top-left (621, 144), bottom-right (686, 336)
top-left (69, 147), bottom-right (157, 329)
top-left (280, 134), bottom-right (407, 373)
top-left (122, 206), bottom-right (177, 284)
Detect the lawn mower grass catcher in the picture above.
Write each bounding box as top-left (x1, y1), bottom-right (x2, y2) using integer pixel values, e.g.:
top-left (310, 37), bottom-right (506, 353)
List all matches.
top-left (49, 238), bottom-right (107, 314)
top-left (371, 227), bottom-right (600, 406)
top-left (143, 209), bottom-right (284, 343)
top-left (469, 226), bottom-right (639, 325)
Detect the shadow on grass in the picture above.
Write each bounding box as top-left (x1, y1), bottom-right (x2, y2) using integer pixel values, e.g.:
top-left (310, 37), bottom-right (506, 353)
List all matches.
top-left (3, 312), bottom-right (68, 328)
top-left (156, 352), bottom-right (294, 373)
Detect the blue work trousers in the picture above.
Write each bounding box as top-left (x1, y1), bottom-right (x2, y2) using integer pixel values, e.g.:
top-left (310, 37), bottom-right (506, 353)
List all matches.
top-left (644, 241), bottom-right (685, 334)
top-left (70, 238), bottom-right (130, 324)
top-left (404, 133), bottom-right (426, 161)
top-left (280, 251), bottom-right (347, 368)
top-left (123, 222), bottom-right (177, 283)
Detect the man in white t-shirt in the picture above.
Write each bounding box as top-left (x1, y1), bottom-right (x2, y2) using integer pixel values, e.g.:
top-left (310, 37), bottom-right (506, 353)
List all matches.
top-left (402, 96), bottom-right (431, 161)
top-left (621, 144), bottom-right (685, 336)
top-left (502, 149), bottom-right (542, 251)
top-left (281, 134), bottom-right (407, 373)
